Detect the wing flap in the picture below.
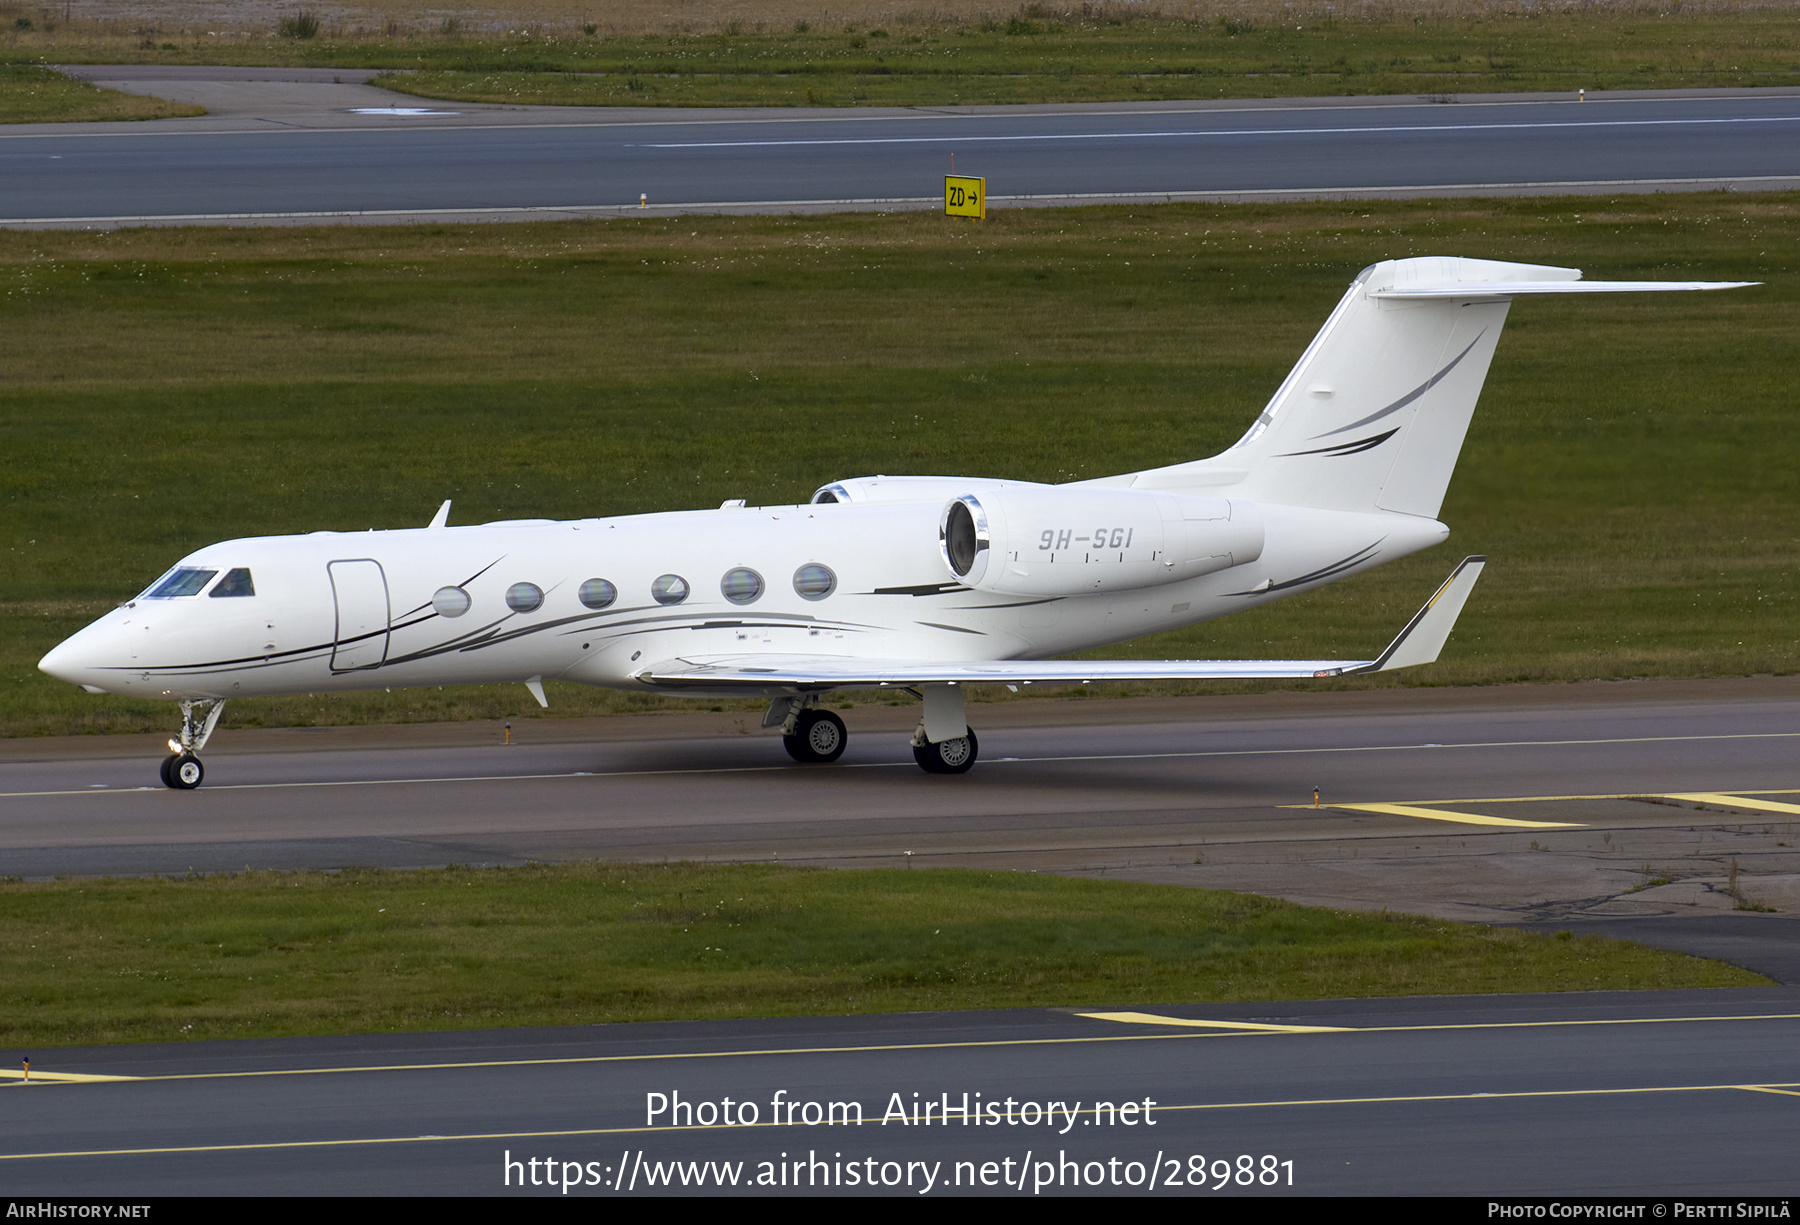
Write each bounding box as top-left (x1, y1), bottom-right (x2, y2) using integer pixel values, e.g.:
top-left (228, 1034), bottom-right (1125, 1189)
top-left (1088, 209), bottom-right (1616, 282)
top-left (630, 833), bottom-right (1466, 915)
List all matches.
top-left (640, 655), bottom-right (1372, 689)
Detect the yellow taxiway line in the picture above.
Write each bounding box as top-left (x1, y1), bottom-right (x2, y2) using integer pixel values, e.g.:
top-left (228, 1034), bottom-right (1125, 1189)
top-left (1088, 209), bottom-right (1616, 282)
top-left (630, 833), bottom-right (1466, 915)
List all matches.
top-left (1662, 792), bottom-right (1800, 816)
top-left (1075, 1011), bottom-right (1347, 1033)
top-left (7, 1011), bottom-right (1797, 1091)
top-left (1326, 802), bottom-right (1585, 828)
top-left (1277, 789), bottom-right (1800, 828)
top-left (5, 1080), bottom-right (1797, 1162)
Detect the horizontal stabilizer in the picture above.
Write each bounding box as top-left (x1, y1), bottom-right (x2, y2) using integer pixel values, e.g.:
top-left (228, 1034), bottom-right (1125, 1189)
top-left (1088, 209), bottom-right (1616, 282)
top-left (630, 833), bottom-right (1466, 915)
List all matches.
top-left (1373, 280), bottom-right (1757, 299)
top-left (639, 557), bottom-right (1485, 690)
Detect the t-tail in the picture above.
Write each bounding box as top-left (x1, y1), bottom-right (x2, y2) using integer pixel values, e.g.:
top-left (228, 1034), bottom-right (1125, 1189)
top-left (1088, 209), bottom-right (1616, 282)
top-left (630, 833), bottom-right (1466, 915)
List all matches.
top-left (1123, 256), bottom-right (1754, 516)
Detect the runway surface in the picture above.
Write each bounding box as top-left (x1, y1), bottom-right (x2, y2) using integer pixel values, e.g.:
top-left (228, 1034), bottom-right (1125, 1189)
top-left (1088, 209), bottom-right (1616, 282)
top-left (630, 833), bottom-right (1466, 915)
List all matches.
top-left (5, 986), bottom-right (1798, 1195)
top-left (6, 677), bottom-right (1799, 974)
top-left (7, 681), bottom-right (1799, 1195)
top-left (6, 72), bottom-right (1800, 225)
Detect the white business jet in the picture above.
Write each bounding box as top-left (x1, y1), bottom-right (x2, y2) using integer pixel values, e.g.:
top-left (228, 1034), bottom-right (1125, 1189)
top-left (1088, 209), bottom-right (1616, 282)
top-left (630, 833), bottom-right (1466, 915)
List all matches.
top-left (40, 257), bottom-right (1751, 788)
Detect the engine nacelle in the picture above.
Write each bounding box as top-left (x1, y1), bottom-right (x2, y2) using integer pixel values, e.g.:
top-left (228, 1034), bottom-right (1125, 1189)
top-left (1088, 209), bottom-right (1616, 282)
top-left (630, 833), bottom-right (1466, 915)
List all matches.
top-left (939, 487), bottom-right (1264, 596)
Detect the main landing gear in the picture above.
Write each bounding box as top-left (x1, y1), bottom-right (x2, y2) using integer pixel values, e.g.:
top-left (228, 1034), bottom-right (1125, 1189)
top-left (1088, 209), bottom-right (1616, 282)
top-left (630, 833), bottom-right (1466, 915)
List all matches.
top-left (913, 727), bottom-right (978, 775)
top-left (765, 685), bottom-right (981, 774)
top-left (784, 708), bottom-right (848, 764)
top-left (160, 698), bottom-right (226, 790)
top-left (767, 696), bottom-right (848, 764)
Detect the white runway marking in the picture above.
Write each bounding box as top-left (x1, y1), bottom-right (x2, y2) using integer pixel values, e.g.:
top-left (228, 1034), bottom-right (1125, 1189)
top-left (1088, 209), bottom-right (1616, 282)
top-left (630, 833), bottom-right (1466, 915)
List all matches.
top-left (4, 730), bottom-right (1797, 799)
top-left (9, 175), bottom-right (1799, 228)
top-left (649, 113), bottom-right (1800, 148)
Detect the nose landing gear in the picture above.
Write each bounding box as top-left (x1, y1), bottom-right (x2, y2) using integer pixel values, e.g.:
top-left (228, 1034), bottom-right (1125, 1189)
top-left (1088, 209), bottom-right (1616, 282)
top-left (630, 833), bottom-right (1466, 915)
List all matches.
top-left (160, 698), bottom-right (226, 790)
top-left (160, 752), bottom-right (204, 790)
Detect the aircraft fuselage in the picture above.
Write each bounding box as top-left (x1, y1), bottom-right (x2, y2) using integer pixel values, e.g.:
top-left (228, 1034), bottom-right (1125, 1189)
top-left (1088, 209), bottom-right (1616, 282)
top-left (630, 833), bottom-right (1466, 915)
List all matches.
top-left (41, 495), bottom-right (1446, 704)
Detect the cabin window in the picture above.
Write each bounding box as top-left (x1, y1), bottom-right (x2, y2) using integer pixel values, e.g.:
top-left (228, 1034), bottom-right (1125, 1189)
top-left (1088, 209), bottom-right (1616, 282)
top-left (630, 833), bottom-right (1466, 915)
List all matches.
top-left (652, 574), bottom-right (690, 606)
top-left (146, 568), bottom-right (217, 599)
top-left (209, 568), bottom-right (255, 598)
top-left (506, 582), bottom-right (544, 613)
top-left (793, 563), bottom-right (837, 600)
top-left (579, 578), bottom-right (617, 610)
top-left (720, 567), bottom-right (764, 605)
top-left (433, 586), bottom-right (472, 618)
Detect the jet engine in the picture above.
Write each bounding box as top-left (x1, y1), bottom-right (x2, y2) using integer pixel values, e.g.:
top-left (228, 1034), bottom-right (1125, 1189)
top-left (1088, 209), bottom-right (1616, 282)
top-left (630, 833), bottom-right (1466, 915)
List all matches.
top-left (939, 487), bottom-right (1263, 597)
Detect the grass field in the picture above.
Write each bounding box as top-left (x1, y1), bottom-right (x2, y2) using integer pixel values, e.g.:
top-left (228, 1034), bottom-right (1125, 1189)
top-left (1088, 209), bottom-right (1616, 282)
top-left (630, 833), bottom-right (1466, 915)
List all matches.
top-left (369, 10), bottom-right (1800, 108)
top-left (0, 61), bottom-right (201, 122)
top-left (3, 194), bottom-right (1795, 737)
top-left (4, 4), bottom-right (1800, 113)
top-left (0, 862), bottom-right (1762, 1047)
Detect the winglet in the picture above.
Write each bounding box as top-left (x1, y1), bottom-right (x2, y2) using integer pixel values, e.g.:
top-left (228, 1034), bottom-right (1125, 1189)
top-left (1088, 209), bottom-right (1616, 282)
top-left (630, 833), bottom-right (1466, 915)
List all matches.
top-left (427, 500), bottom-right (452, 530)
top-left (1351, 555), bottom-right (1485, 673)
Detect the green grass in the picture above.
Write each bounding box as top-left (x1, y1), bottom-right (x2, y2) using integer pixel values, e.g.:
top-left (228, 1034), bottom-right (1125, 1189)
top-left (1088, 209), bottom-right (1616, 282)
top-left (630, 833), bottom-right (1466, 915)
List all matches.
top-left (0, 863), bottom-right (1762, 1047)
top-left (0, 63), bottom-right (202, 122)
top-left (6, 9), bottom-right (1800, 117)
top-left (2, 195), bottom-right (1796, 736)
top-left (369, 12), bottom-right (1800, 108)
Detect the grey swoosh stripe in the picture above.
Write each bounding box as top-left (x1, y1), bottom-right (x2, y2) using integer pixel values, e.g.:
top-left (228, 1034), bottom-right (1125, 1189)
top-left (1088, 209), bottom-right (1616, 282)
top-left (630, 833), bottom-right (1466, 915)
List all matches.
top-left (1312, 330), bottom-right (1486, 439)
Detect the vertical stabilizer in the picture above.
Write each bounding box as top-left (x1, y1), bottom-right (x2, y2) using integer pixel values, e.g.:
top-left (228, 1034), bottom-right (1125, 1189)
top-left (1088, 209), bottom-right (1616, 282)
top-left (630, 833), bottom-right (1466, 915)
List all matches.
top-left (1220, 258), bottom-right (1576, 516)
top-left (1123, 258), bottom-right (1588, 516)
top-left (1090, 258), bottom-right (1749, 514)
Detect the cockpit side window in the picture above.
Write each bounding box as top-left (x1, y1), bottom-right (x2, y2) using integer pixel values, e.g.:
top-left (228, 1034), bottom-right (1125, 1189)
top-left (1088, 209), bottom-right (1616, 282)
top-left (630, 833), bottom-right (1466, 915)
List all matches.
top-left (145, 568), bottom-right (218, 599)
top-left (209, 568), bottom-right (256, 598)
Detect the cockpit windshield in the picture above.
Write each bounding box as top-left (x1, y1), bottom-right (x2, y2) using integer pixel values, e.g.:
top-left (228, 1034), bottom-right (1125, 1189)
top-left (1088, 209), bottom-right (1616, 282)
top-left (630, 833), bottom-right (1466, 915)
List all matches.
top-left (209, 568), bottom-right (255, 598)
top-left (144, 568), bottom-right (218, 599)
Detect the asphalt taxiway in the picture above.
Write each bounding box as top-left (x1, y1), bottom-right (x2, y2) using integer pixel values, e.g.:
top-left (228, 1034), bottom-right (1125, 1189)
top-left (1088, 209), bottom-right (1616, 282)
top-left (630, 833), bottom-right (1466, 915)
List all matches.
top-left (7, 679), bottom-right (1799, 1196)
top-left (5, 677), bottom-right (1798, 977)
top-left (5, 987), bottom-right (1798, 1196)
top-left (5, 71), bottom-right (1800, 225)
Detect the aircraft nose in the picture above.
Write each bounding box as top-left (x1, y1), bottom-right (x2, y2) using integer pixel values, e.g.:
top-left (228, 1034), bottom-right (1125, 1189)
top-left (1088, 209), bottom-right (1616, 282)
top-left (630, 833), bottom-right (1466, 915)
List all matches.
top-left (39, 627), bottom-right (114, 692)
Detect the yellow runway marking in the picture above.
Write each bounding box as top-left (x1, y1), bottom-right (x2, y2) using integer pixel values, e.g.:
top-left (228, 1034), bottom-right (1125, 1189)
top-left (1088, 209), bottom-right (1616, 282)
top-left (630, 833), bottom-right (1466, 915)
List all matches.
top-left (1075, 1011), bottom-right (1347, 1033)
top-left (7, 1081), bottom-right (1799, 1162)
top-left (0, 1070), bottom-right (138, 1084)
top-left (1280, 789), bottom-right (1800, 826)
top-left (1740, 1085), bottom-right (1800, 1098)
top-left (1162, 1081), bottom-right (1800, 1113)
top-left (1663, 792), bottom-right (1800, 816)
top-left (1327, 802), bottom-right (1584, 828)
top-left (1415, 789), bottom-right (1800, 806)
top-left (8, 1012), bottom-right (1795, 1091)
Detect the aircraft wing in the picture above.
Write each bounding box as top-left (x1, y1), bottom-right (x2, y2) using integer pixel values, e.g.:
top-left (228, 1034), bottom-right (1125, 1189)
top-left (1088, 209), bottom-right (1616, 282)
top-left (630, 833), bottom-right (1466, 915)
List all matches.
top-left (640, 556), bottom-right (1484, 691)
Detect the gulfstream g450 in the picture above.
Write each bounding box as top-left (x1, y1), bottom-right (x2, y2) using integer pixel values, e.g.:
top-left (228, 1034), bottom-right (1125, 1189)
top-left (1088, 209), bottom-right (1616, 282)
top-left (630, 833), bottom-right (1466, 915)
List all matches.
top-left (39, 258), bottom-right (1751, 787)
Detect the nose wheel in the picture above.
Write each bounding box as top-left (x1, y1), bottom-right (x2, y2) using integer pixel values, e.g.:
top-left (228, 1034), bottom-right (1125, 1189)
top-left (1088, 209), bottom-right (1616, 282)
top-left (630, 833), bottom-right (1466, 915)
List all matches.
top-left (160, 753), bottom-right (205, 790)
top-left (158, 698), bottom-right (225, 790)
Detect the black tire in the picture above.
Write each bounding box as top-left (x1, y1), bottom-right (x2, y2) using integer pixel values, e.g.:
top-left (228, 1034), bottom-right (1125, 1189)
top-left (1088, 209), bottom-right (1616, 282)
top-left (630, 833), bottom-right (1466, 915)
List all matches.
top-left (159, 753), bottom-right (179, 789)
top-left (786, 709), bottom-right (847, 764)
top-left (169, 754), bottom-right (204, 790)
top-left (912, 727), bottom-right (979, 775)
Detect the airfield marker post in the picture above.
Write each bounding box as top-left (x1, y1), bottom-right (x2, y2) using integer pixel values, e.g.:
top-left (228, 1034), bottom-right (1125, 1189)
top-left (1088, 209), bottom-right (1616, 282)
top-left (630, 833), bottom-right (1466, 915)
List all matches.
top-left (945, 175), bottom-right (986, 221)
